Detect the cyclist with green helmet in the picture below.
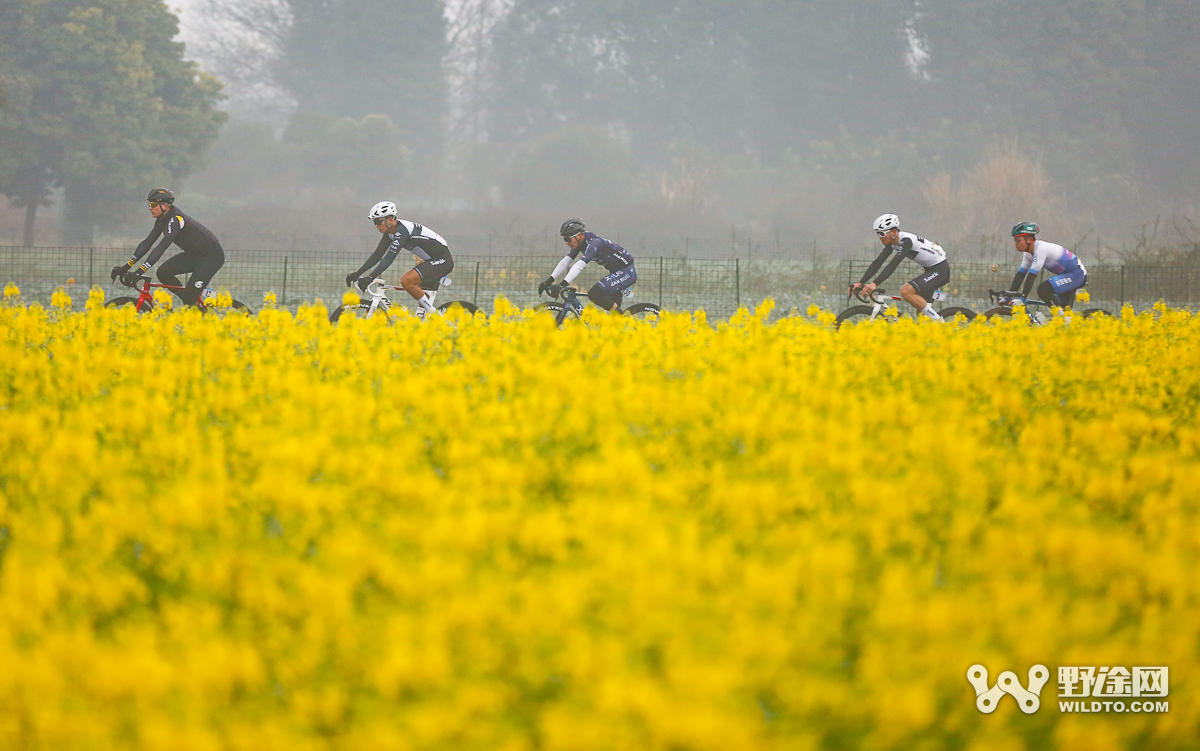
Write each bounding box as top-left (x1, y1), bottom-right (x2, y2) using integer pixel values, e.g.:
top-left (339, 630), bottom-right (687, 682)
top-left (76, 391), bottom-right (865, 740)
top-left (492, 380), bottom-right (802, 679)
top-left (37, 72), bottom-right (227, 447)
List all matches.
top-left (1004, 222), bottom-right (1088, 309)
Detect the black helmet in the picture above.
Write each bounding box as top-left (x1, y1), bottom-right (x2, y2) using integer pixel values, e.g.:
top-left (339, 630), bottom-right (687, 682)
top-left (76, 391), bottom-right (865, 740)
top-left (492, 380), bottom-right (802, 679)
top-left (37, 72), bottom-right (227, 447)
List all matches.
top-left (560, 218), bottom-right (585, 238)
top-left (146, 187), bottom-right (175, 204)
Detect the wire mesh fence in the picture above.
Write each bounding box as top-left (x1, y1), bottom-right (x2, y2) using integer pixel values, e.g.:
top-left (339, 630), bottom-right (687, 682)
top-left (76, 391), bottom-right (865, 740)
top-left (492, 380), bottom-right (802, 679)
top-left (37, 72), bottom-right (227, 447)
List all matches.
top-left (2, 245), bottom-right (1197, 317)
top-left (842, 260), bottom-right (1200, 313)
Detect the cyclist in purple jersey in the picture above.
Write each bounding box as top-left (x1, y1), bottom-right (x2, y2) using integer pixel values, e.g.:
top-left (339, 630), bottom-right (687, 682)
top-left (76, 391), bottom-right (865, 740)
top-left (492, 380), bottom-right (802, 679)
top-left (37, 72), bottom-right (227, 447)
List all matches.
top-left (1006, 222), bottom-right (1088, 308)
top-left (538, 219), bottom-right (637, 312)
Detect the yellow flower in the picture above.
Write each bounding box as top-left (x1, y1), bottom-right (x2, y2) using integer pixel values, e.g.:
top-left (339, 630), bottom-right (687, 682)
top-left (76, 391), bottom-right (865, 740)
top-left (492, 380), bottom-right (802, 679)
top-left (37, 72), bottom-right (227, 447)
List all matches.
top-left (50, 286), bottom-right (72, 308)
top-left (0, 298), bottom-right (1195, 749)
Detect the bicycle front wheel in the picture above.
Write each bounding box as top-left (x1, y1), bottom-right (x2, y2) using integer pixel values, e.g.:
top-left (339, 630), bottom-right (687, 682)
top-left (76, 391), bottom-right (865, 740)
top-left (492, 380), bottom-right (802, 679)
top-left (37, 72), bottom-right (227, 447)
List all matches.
top-left (983, 307), bottom-right (1013, 321)
top-left (329, 303), bottom-right (377, 324)
top-left (105, 296), bottom-right (154, 313)
top-left (533, 301), bottom-right (579, 322)
top-left (1082, 308), bottom-right (1111, 318)
top-left (835, 305), bottom-right (892, 330)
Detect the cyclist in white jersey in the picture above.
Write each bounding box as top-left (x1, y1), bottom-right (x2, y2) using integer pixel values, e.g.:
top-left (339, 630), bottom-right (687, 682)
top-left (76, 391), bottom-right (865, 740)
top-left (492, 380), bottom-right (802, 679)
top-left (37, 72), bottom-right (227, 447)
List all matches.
top-left (1005, 222), bottom-right (1088, 308)
top-left (346, 201), bottom-right (454, 319)
top-left (849, 213), bottom-right (951, 320)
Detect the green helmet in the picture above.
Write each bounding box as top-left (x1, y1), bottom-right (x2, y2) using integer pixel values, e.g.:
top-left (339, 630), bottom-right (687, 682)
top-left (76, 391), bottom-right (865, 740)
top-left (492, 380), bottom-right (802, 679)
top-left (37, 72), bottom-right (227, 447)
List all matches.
top-left (1011, 221), bottom-right (1039, 237)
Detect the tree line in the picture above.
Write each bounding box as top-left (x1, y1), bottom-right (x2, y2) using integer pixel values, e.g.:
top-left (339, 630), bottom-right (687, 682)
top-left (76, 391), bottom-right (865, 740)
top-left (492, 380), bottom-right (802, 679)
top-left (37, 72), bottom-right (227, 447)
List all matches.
top-left (2, 0), bottom-right (1198, 246)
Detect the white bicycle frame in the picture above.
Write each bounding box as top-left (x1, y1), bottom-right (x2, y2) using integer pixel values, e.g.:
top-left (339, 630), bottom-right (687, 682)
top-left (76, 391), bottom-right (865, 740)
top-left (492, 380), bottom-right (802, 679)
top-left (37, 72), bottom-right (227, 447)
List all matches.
top-left (860, 288), bottom-right (945, 320)
top-left (355, 276), bottom-right (452, 317)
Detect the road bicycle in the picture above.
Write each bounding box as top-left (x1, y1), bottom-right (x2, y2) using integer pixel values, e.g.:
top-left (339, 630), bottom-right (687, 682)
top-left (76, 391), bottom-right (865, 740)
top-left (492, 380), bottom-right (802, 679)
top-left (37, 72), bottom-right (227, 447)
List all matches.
top-left (835, 288), bottom-right (977, 329)
top-left (328, 277), bottom-right (482, 324)
top-left (534, 285), bottom-right (661, 326)
top-left (106, 274), bottom-right (251, 313)
top-left (983, 289), bottom-right (1111, 322)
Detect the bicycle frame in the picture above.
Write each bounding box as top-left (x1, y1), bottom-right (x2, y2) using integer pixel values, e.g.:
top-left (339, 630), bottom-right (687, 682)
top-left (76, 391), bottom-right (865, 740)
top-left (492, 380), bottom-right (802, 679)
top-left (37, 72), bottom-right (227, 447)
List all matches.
top-left (853, 287), bottom-right (946, 320)
top-left (988, 290), bottom-right (1053, 323)
top-left (353, 277), bottom-right (451, 318)
top-left (120, 275), bottom-right (212, 311)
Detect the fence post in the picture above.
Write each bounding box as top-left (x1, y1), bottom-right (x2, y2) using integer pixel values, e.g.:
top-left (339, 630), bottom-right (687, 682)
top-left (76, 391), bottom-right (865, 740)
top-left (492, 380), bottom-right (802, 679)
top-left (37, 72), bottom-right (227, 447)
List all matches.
top-left (282, 255), bottom-right (288, 305)
top-left (658, 256), bottom-right (664, 307)
top-left (473, 261), bottom-right (480, 306)
top-left (735, 257), bottom-right (740, 310)
top-left (88, 247), bottom-right (94, 288)
top-left (1120, 265), bottom-right (1125, 309)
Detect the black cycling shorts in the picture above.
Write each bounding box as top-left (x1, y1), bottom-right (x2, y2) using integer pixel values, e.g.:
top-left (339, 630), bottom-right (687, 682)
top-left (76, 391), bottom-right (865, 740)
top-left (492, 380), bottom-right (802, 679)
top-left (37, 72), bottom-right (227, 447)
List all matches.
top-left (907, 260), bottom-right (950, 298)
top-left (415, 255), bottom-right (454, 291)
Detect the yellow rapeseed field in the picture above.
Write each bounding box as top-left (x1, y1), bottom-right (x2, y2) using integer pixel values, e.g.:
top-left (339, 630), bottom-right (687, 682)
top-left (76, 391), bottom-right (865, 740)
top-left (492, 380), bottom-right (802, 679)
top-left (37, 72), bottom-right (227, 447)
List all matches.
top-left (0, 285), bottom-right (1196, 750)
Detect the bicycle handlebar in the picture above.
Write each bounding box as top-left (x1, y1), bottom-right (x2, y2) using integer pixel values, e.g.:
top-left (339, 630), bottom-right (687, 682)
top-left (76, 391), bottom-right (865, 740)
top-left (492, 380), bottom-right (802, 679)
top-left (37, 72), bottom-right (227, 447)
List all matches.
top-left (851, 288), bottom-right (892, 305)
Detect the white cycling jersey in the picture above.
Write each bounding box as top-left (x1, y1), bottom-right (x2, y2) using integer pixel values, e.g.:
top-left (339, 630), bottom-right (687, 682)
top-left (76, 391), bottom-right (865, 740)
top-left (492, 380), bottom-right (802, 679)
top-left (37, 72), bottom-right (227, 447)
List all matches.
top-left (374, 220), bottom-right (450, 262)
top-left (892, 231), bottom-right (947, 268)
top-left (1018, 240), bottom-right (1086, 276)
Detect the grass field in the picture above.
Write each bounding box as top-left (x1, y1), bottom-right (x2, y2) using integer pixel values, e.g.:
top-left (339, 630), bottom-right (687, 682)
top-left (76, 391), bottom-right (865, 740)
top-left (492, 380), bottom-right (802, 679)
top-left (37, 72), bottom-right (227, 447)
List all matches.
top-left (0, 285), bottom-right (1196, 750)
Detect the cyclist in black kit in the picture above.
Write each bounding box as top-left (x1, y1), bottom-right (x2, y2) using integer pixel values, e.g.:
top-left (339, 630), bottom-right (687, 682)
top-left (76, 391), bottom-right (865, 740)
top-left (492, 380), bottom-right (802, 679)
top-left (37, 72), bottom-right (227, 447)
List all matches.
top-left (346, 200), bottom-right (453, 319)
top-left (110, 188), bottom-right (225, 306)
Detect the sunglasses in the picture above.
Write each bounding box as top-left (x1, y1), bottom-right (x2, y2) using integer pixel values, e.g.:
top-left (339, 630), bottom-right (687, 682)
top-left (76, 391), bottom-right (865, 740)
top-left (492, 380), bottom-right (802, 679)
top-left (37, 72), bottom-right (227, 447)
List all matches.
top-left (373, 218), bottom-right (389, 226)
top-left (876, 230), bottom-right (889, 237)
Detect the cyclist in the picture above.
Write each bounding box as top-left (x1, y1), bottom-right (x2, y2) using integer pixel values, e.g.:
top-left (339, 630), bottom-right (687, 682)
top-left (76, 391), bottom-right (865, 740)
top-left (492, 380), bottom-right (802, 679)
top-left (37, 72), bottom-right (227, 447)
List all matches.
top-left (849, 213), bottom-right (950, 320)
top-left (110, 188), bottom-right (224, 306)
top-left (537, 219), bottom-right (636, 313)
top-left (346, 201), bottom-right (453, 320)
top-left (1003, 222), bottom-right (1088, 309)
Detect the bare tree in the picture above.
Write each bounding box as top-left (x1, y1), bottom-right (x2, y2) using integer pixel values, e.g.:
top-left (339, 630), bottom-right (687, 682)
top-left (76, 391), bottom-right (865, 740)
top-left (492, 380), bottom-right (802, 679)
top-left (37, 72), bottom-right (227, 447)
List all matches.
top-left (178, 0), bottom-right (295, 123)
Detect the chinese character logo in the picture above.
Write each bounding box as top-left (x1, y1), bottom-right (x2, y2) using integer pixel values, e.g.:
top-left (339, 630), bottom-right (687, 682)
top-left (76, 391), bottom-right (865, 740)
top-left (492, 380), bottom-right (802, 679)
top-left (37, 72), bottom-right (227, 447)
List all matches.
top-left (967, 664), bottom-right (1050, 714)
top-left (1059, 666), bottom-right (1168, 699)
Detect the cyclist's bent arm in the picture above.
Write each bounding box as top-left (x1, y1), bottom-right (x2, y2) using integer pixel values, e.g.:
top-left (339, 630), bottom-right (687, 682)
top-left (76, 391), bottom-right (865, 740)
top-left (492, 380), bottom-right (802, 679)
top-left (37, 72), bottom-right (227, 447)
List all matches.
top-left (120, 226), bottom-right (164, 271)
top-left (1009, 252), bottom-right (1033, 294)
top-left (1017, 251), bottom-right (1047, 296)
top-left (368, 245), bottom-right (404, 277)
top-left (351, 237), bottom-right (390, 279)
top-left (550, 255), bottom-right (573, 281)
top-left (563, 258), bottom-right (588, 284)
top-left (139, 215), bottom-right (187, 271)
top-left (874, 251), bottom-right (905, 285)
top-left (858, 247), bottom-right (894, 285)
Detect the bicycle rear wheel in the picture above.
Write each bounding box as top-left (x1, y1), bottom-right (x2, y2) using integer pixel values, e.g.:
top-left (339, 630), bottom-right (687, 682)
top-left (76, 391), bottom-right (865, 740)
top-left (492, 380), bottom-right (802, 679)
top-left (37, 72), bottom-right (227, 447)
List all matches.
top-left (939, 306), bottom-right (977, 322)
top-left (436, 300), bottom-right (483, 317)
top-left (835, 305), bottom-right (893, 330)
top-left (624, 302), bottom-right (661, 321)
top-left (1082, 308), bottom-right (1111, 318)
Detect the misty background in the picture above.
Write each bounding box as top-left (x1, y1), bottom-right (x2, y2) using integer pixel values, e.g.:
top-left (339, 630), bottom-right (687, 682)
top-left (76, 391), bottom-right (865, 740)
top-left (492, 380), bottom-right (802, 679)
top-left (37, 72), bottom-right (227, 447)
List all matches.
top-left (2, 0), bottom-right (1199, 262)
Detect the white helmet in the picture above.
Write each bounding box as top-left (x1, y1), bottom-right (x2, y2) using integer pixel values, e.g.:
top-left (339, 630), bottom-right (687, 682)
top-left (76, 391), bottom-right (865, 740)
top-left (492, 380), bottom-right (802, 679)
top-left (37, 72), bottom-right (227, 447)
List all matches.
top-left (872, 213), bottom-right (900, 234)
top-left (368, 201), bottom-right (397, 221)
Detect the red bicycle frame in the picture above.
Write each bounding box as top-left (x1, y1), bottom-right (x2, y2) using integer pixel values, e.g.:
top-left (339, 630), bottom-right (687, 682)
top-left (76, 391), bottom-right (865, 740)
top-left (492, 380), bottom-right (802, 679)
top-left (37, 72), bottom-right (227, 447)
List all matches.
top-left (121, 275), bottom-right (211, 311)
